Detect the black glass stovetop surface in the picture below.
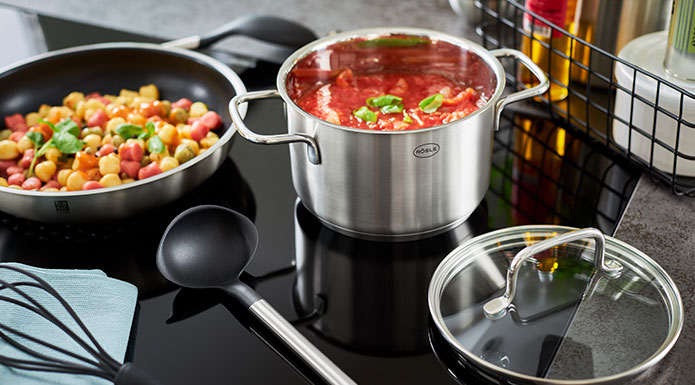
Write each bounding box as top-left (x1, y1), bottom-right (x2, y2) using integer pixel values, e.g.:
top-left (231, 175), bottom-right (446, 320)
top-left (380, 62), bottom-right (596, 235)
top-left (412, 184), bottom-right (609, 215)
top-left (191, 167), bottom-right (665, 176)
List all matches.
top-left (0, 6), bottom-right (642, 384)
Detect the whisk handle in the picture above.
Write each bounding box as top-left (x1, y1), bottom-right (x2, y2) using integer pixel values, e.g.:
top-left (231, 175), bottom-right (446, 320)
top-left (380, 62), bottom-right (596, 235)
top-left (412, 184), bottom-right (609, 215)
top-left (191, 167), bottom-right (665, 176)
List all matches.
top-left (114, 363), bottom-right (161, 385)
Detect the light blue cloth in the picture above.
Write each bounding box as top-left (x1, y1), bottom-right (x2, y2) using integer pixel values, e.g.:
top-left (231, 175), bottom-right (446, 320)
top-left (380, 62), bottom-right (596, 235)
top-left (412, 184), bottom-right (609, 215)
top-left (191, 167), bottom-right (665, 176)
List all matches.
top-left (0, 263), bottom-right (138, 384)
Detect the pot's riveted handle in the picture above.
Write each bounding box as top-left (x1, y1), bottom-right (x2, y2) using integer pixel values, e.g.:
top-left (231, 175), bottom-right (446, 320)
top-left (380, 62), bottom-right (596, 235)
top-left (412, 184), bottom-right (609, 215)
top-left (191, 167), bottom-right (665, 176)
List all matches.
top-left (229, 90), bottom-right (320, 164)
top-left (483, 228), bottom-right (623, 320)
top-left (490, 48), bottom-right (549, 130)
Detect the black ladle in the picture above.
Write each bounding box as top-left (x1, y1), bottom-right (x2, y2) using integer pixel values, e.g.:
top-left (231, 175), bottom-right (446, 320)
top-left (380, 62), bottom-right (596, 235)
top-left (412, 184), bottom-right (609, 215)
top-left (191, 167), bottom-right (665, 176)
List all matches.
top-left (156, 205), bottom-right (355, 385)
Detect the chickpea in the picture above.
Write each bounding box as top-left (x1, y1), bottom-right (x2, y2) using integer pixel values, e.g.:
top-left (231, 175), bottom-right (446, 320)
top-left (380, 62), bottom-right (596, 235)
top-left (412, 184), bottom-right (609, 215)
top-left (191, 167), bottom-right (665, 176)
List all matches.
top-left (43, 188), bottom-right (60, 192)
top-left (45, 148), bottom-right (62, 164)
top-left (119, 89), bottom-right (139, 98)
top-left (159, 156), bottom-right (179, 172)
top-left (125, 138), bottom-right (146, 150)
top-left (0, 129), bottom-right (11, 141)
top-left (169, 107), bottom-right (188, 124)
top-left (103, 94), bottom-right (117, 103)
top-left (17, 136), bottom-right (33, 153)
top-left (111, 134), bottom-right (125, 148)
top-left (101, 133), bottom-right (113, 145)
top-left (106, 117), bottom-right (127, 133)
top-left (57, 169), bottom-right (73, 186)
top-left (157, 123), bottom-right (178, 145)
top-left (99, 173), bottom-right (121, 187)
top-left (84, 108), bottom-right (99, 121)
top-left (198, 148), bottom-right (207, 155)
top-left (0, 177), bottom-right (7, 187)
top-left (75, 100), bottom-right (87, 120)
top-left (8, 185), bottom-right (21, 190)
top-left (139, 84), bottom-right (159, 100)
top-left (35, 160), bottom-right (57, 182)
top-left (121, 178), bottom-right (136, 184)
top-left (149, 147), bottom-right (169, 162)
top-left (62, 91), bottom-right (85, 109)
top-left (127, 113), bottom-right (146, 127)
top-left (85, 98), bottom-right (106, 110)
top-left (46, 106), bottom-right (73, 122)
top-left (38, 104), bottom-right (51, 118)
top-left (0, 140), bottom-right (20, 160)
top-left (177, 124), bottom-right (192, 140)
top-left (83, 134), bottom-right (102, 153)
top-left (189, 102), bottom-right (208, 118)
top-left (140, 155), bottom-right (151, 167)
top-left (81, 126), bottom-right (103, 138)
top-left (25, 112), bottom-right (40, 127)
top-left (180, 139), bottom-right (199, 154)
top-left (99, 154), bottom-right (121, 175)
top-left (59, 186), bottom-right (68, 192)
top-left (174, 144), bottom-right (195, 164)
top-left (66, 171), bottom-right (88, 191)
top-left (160, 100), bottom-right (171, 116)
top-left (131, 96), bottom-right (153, 108)
top-left (200, 132), bottom-right (219, 148)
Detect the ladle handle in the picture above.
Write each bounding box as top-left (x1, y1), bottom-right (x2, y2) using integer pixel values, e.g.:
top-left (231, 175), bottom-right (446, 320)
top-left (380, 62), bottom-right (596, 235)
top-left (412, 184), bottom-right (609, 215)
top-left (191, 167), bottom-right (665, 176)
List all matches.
top-left (249, 299), bottom-right (356, 385)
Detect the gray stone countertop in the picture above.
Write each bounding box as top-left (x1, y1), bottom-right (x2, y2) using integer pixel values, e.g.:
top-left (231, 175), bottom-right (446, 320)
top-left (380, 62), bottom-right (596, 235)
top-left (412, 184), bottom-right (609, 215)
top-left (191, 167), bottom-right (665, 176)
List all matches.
top-left (1, 0), bottom-right (693, 384)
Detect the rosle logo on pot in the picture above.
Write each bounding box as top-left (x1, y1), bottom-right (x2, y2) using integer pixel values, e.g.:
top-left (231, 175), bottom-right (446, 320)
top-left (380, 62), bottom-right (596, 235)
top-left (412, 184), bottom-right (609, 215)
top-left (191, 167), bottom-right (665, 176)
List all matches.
top-left (413, 143), bottom-right (440, 158)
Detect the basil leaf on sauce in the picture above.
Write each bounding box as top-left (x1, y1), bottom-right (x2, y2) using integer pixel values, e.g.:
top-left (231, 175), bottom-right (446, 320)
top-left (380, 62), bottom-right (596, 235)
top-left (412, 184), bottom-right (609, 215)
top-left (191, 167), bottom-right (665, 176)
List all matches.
top-left (26, 131), bottom-right (44, 146)
top-left (353, 106), bottom-right (377, 122)
top-left (138, 121), bottom-right (156, 140)
top-left (115, 124), bottom-right (144, 139)
top-left (52, 131), bottom-right (84, 154)
top-left (403, 111), bottom-right (413, 123)
top-left (419, 94), bottom-right (444, 114)
top-left (381, 104), bottom-right (404, 114)
top-left (367, 95), bottom-right (403, 108)
top-left (357, 37), bottom-right (431, 48)
top-left (148, 134), bottom-right (165, 154)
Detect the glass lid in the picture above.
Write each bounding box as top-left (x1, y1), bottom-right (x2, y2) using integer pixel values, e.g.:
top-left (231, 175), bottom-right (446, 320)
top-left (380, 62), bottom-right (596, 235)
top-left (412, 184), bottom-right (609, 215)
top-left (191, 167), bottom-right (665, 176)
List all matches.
top-left (428, 225), bottom-right (683, 384)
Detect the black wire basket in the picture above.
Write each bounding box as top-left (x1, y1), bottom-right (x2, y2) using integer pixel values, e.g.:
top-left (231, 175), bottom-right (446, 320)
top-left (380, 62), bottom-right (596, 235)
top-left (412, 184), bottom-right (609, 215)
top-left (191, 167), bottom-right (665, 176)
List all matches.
top-left (476, 0), bottom-right (695, 196)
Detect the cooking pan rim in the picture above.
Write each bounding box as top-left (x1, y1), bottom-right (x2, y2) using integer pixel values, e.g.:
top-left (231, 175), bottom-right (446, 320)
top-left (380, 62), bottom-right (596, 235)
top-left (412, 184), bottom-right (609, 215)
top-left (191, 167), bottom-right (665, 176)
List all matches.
top-left (0, 42), bottom-right (247, 198)
top-left (426, 224), bottom-right (684, 384)
top-left (275, 26), bottom-right (506, 135)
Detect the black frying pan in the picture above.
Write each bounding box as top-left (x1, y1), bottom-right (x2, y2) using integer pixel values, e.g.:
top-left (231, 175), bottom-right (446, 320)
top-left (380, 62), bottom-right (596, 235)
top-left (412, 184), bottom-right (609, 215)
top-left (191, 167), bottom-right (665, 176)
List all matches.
top-left (0, 15), bottom-right (316, 223)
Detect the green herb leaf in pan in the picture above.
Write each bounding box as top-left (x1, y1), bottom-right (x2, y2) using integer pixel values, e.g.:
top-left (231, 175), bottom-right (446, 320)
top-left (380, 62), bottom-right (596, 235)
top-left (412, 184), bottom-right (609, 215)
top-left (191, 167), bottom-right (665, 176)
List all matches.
top-left (366, 94), bottom-right (403, 108)
top-left (55, 118), bottom-right (80, 137)
top-left (403, 111), bottom-right (413, 123)
top-left (138, 121), bottom-right (156, 140)
top-left (353, 106), bottom-right (377, 122)
top-left (52, 131), bottom-right (84, 154)
top-left (419, 94), bottom-right (444, 114)
top-left (26, 131), bottom-right (44, 146)
top-left (380, 104), bottom-right (404, 114)
top-left (115, 124), bottom-right (144, 139)
top-left (148, 135), bottom-right (165, 154)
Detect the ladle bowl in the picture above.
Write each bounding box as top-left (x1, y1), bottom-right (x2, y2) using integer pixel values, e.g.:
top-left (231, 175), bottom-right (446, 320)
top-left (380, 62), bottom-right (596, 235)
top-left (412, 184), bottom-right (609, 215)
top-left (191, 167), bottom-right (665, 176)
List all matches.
top-left (156, 205), bottom-right (355, 385)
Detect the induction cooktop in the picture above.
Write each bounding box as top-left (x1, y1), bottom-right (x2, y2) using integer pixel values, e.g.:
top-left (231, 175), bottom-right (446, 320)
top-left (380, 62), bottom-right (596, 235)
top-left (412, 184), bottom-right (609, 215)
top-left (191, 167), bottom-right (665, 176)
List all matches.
top-left (0, 5), bottom-right (641, 384)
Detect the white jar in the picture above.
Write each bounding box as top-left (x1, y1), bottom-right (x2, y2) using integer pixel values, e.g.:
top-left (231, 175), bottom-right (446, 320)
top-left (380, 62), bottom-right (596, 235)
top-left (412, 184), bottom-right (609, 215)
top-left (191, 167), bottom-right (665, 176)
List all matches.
top-left (613, 31), bottom-right (695, 176)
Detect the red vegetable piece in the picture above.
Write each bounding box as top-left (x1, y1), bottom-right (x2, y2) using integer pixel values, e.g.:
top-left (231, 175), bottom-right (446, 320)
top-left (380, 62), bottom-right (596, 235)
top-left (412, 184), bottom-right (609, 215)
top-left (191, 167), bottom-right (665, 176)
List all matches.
top-left (190, 120), bottom-right (210, 142)
top-left (82, 181), bottom-right (104, 190)
top-left (0, 160), bottom-right (16, 176)
top-left (137, 162), bottom-right (162, 180)
top-left (186, 117), bottom-right (199, 125)
top-left (4, 114), bottom-right (28, 132)
top-left (199, 111), bottom-right (222, 130)
top-left (19, 156), bottom-right (32, 169)
top-left (172, 98), bottom-right (193, 111)
top-left (8, 131), bottom-right (24, 142)
top-left (87, 109), bottom-right (108, 128)
top-left (41, 180), bottom-right (61, 190)
top-left (335, 69), bottom-right (353, 87)
top-left (6, 166), bottom-right (24, 176)
top-left (95, 144), bottom-right (115, 157)
top-left (21, 177), bottom-right (41, 190)
top-left (118, 142), bottom-right (143, 162)
top-left (120, 160), bottom-right (141, 179)
top-left (7, 173), bottom-right (25, 186)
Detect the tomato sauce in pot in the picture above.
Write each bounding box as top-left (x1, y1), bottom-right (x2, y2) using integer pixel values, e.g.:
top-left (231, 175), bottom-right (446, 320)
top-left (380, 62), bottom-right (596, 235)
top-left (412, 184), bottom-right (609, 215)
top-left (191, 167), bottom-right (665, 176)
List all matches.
top-left (286, 35), bottom-right (497, 131)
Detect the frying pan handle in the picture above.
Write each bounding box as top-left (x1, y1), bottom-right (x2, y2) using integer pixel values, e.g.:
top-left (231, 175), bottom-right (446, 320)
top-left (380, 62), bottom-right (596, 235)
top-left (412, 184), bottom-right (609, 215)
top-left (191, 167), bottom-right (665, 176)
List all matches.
top-left (229, 90), bottom-right (321, 165)
top-left (483, 228), bottom-right (623, 320)
top-left (490, 48), bottom-right (549, 131)
top-left (162, 15), bottom-right (317, 50)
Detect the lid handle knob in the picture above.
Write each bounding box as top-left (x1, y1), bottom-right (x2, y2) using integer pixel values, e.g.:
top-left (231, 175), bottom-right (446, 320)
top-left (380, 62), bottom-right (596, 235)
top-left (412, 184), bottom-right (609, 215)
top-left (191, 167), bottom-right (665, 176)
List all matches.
top-left (483, 228), bottom-right (622, 320)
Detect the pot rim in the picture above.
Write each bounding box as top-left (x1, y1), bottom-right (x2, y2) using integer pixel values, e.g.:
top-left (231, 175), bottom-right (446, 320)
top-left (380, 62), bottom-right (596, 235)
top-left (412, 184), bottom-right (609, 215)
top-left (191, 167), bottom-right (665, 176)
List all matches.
top-left (427, 224), bottom-right (684, 385)
top-left (0, 42), bottom-right (247, 198)
top-left (275, 27), bottom-right (506, 135)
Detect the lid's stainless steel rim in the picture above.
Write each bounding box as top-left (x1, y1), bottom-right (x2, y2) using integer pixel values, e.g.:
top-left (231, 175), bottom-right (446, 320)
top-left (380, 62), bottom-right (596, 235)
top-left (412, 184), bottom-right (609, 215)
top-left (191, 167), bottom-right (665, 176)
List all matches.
top-left (274, 27), bottom-right (507, 135)
top-left (427, 224), bottom-right (684, 384)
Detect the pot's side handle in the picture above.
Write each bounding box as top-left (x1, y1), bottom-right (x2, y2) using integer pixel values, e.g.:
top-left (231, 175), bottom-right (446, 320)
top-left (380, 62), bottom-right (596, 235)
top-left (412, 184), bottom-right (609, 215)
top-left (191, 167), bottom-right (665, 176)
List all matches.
top-left (490, 48), bottom-right (549, 130)
top-left (229, 90), bottom-right (321, 165)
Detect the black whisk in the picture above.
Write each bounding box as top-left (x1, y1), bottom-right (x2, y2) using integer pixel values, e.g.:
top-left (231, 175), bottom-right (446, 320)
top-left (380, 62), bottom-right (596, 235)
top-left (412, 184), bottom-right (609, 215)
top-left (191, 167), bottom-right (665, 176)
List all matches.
top-left (0, 264), bottom-right (159, 385)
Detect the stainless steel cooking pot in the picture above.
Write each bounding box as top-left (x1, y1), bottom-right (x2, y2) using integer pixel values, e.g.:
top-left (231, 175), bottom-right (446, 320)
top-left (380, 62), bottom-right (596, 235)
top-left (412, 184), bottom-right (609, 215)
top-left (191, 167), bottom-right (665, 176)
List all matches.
top-left (230, 28), bottom-right (549, 240)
